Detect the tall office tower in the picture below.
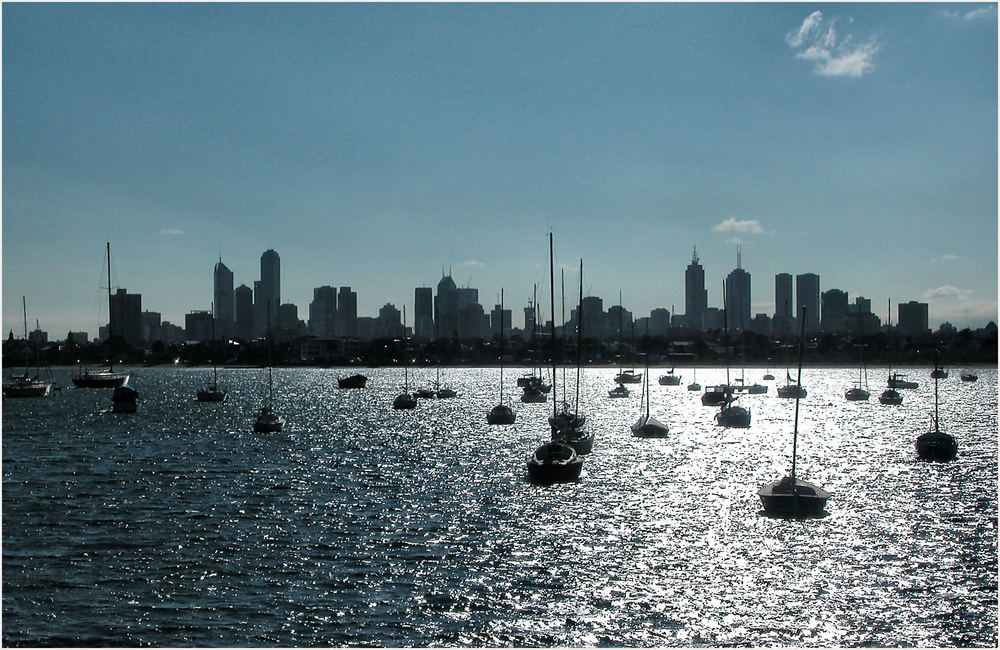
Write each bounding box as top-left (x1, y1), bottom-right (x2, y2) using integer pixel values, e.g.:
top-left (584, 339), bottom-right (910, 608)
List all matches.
top-left (774, 273), bottom-right (793, 335)
top-left (524, 305), bottom-right (536, 337)
top-left (684, 246), bottom-right (708, 331)
top-left (649, 308), bottom-right (671, 336)
top-left (377, 303), bottom-right (402, 338)
top-left (337, 286), bottom-right (358, 337)
top-left (491, 304), bottom-right (512, 337)
top-left (109, 288), bottom-right (143, 346)
top-left (821, 289), bottom-right (849, 333)
top-left (309, 286), bottom-right (338, 337)
top-left (254, 249), bottom-right (280, 336)
top-left (234, 284), bottom-right (254, 340)
top-left (434, 274), bottom-right (459, 339)
top-left (414, 287), bottom-right (434, 339)
top-left (141, 310), bottom-right (161, 344)
top-left (897, 301), bottom-right (930, 338)
top-left (213, 258), bottom-right (234, 338)
top-left (847, 296), bottom-right (881, 336)
top-left (185, 310), bottom-right (214, 342)
top-left (724, 247), bottom-right (751, 332)
top-left (796, 273), bottom-right (821, 334)
top-left (581, 296), bottom-right (605, 339)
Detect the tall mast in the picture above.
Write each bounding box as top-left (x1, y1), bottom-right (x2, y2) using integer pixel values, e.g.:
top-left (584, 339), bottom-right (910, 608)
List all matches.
top-left (575, 259), bottom-right (583, 415)
top-left (266, 299), bottom-right (273, 405)
top-left (106, 242), bottom-right (114, 373)
top-left (549, 233), bottom-right (557, 421)
top-left (211, 302), bottom-right (218, 387)
top-left (722, 281), bottom-right (729, 387)
top-left (499, 289), bottom-right (504, 403)
top-left (22, 296), bottom-right (29, 375)
top-left (791, 306), bottom-right (806, 481)
top-left (403, 306), bottom-right (408, 393)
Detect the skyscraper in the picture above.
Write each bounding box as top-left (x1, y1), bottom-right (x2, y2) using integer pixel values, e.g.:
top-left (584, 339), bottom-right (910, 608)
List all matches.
top-left (109, 288), bottom-right (142, 346)
top-left (774, 273), bottom-right (793, 335)
top-left (724, 247), bottom-right (751, 332)
top-left (234, 284), bottom-right (253, 340)
top-left (684, 246), bottom-right (707, 331)
top-left (213, 258), bottom-right (234, 338)
top-left (414, 287), bottom-right (433, 339)
top-left (337, 286), bottom-right (357, 337)
top-left (435, 274), bottom-right (458, 339)
top-left (821, 289), bottom-right (849, 333)
top-left (308, 286), bottom-right (338, 337)
top-left (796, 273), bottom-right (820, 334)
top-left (897, 301), bottom-right (930, 338)
top-left (255, 249), bottom-right (280, 336)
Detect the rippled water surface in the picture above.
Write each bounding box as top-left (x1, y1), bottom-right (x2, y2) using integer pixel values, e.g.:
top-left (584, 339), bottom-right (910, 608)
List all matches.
top-left (3, 366), bottom-right (997, 646)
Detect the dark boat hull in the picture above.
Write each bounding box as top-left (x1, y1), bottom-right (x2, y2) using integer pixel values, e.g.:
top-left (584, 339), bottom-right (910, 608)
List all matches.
top-left (759, 478), bottom-right (829, 516)
top-left (338, 374), bottom-right (368, 389)
top-left (196, 388), bottom-right (227, 402)
top-left (551, 427), bottom-right (594, 455)
top-left (916, 431), bottom-right (957, 461)
top-left (73, 372), bottom-right (129, 388)
top-left (487, 405), bottom-right (516, 424)
top-left (631, 415), bottom-right (668, 438)
top-left (526, 443), bottom-right (583, 483)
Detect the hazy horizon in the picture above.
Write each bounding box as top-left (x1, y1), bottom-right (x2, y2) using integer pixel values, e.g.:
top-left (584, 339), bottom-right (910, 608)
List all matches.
top-left (3, 3), bottom-right (997, 336)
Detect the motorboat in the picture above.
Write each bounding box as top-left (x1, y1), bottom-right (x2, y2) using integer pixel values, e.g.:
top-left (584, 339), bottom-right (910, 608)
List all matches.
top-left (608, 384), bottom-right (630, 398)
top-left (878, 388), bottom-right (903, 405)
top-left (760, 305), bottom-right (829, 517)
top-left (746, 383), bottom-right (768, 394)
top-left (337, 374), bottom-right (368, 389)
top-left (888, 372), bottom-right (918, 389)
top-left (253, 406), bottom-right (285, 432)
top-left (701, 385), bottom-right (729, 406)
top-left (616, 369), bottom-right (643, 384)
top-left (526, 442), bottom-right (583, 483)
top-left (111, 385), bottom-right (139, 413)
top-left (960, 371), bottom-right (978, 382)
top-left (658, 369), bottom-right (681, 385)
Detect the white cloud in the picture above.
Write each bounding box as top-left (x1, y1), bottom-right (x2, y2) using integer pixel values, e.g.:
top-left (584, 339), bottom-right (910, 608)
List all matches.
top-left (158, 229), bottom-right (184, 236)
top-left (922, 285), bottom-right (974, 300)
top-left (931, 254), bottom-right (962, 264)
top-left (786, 11), bottom-right (879, 77)
top-left (712, 218), bottom-right (764, 234)
top-left (941, 6), bottom-right (997, 22)
top-left (457, 260), bottom-right (485, 268)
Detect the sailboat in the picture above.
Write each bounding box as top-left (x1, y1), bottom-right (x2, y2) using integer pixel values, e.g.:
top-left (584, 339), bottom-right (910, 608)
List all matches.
top-left (550, 258), bottom-right (593, 455)
top-left (253, 300), bottom-right (284, 432)
top-left (763, 361), bottom-right (775, 381)
top-left (393, 306), bottom-right (418, 410)
top-left (487, 289), bottom-right (516, 425)
top-left (520, 285), bottom-right (549, 403)
top-left (3, 297), bottom-right (56, 398)
top-left (915, 349), bottom-right (957, 461)
top-left (527, 234), bottom-right (584, 483)
top-left (615, 321), bottom-right (642, 384)
top-left (196, 303), bottom-right (227, 402)
top-left (73, 242), bottom-right (130, 388)
top-left (844, 343), bottom-right (870, 401)
top-left (777, 344), bottom-right (807, 398)
top-left (687, 368), bottom-right (701, 391)
top-left (632, 326), bottom-right (668, 438)
top-left (879, 299), bottom-right (903, 405)
top-left (658, 368), bottom-right (681, 385)
top-left (716, 283), bottom-right (750, 428)
top-left (759, 306), bottom-right (830, 516)
top-left (608, 290), bottom-right (630, 398)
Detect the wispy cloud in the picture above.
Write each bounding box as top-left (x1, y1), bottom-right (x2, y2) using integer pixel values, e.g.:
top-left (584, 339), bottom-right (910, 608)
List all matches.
top-left (158, 229), bottom-right (184, 236)
top-left (940, 6), bottom-right (997, 22)
top-left (930, 254), bottom-right (962, 264)
top-left (786, 11), bottom-right (879, 77)
top-left (712, 218), bottom-right (763, 234)
top-left (457, 260), bottom-right (485, 268)
top-left (922, 285), bottom-right (974, 300)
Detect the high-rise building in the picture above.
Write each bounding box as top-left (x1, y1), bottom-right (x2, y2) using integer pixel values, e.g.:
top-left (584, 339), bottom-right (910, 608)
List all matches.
top-left (414, 287), bottom-right (434, 339)
top-left (581, 296), bottom-right (605, 339)
top-left (684, 246), bottom-right (708, 331)
top-left (491, 304), bottom-right (512, 337)
top-left (847, 296), bottom-right (881, 335)
top-left (897, 301), bottom-right (930, 338)
top-left (774, 273), bottom-right (793, 335)
top-left (234, 284), bottom-right (254, 340)
top-left (337, 286), bottom-right (358, 337)
top-left (254, 249), bottom-right (280, 336)
top-left (796, 273), bottom-right (820, 334)
top-left (109, 288), bottom-right (142, 346)
top-left (377, 303), bottom-right (402, 338)
top-left (308, 286), bottom-right (338, 337)
top-left (724, 247), bottom-right (751, 332)
top-left (141, 310), bottom-right (161, 343)
top-left (435, 274), bottom-right (459, 339)
top-left (821, 289), bottom-right (849, 333)
top-left (185, 310), bottom-right (213, 342)
top-left (213, 258), bottom-right (234, 338)
top-left (649, 308), bottom-right (671, 336)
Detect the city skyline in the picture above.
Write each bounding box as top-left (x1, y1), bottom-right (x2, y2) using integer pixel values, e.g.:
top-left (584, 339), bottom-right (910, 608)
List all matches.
top-left (3, 3), bottom-right (997, 336)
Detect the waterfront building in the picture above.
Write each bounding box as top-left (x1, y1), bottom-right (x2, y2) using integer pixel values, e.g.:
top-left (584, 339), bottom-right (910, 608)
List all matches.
top-left (796, 273), bottom-right (821, 334)
top-left (337, 286), bottom-right (358, 337)
top-left (414, 287), bottom-right (434, 339)
top-left (254, 249), bottom-right (280, 337)
top-left (897, 301), bottom-right (930, 338)
top-left (724, 247), bottom-right (751, 332)
top-left (491, 304), bottom-right (512, 338)
top-left (213, 258), bottom-right (234, 338)
top-left (684, 246), bottom-right (708, 332)
top-left (109, 287), bottom-right (143, 347)
top-left (234, 284), bottom-right (254, 340)
top-left (141, 310), bottom-right (161, 344)
top-left (185, 310), bottom-right (213, 342)
top-left (774, 273), bottom-right (793, 336)
top-left (523, 305), bottom-right (536, 337)
top-left (821, 289), bottom-right (849, 333)
top-left (847, 296), bottom-right (882, 335)
top-left (308, 286), bottom-right (338, 337)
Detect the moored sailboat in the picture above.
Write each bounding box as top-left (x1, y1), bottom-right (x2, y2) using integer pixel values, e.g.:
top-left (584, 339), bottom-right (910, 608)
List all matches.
top-left (73, 242), bottom-right (130, 388)
top-left (253, 300), bottom-right (284, 432)
top-left (879, 299), bottom-right (903, 405)
top-left (196, 303), bottom-right (227, 402)
top-left (3, 297), bottom-right (55, 398)
top-left (759, 307), bottom-right (830, 516)
top-left (487, 289), bottom-right (516, 425)
top-left (916, 349), bottom-right (957, 461)
top-left (632, 343), bottom-right (668, 438)
top-left (392, 306), bottom-right (418, 410)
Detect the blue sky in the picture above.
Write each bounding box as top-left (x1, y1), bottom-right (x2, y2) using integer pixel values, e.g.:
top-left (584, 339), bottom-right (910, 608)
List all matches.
top-left (3, 2), bottom-right (997, 337)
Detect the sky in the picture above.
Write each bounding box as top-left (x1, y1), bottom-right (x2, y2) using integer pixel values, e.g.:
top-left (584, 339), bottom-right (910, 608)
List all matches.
top-left (3, 2), bottom-right (997, 337)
